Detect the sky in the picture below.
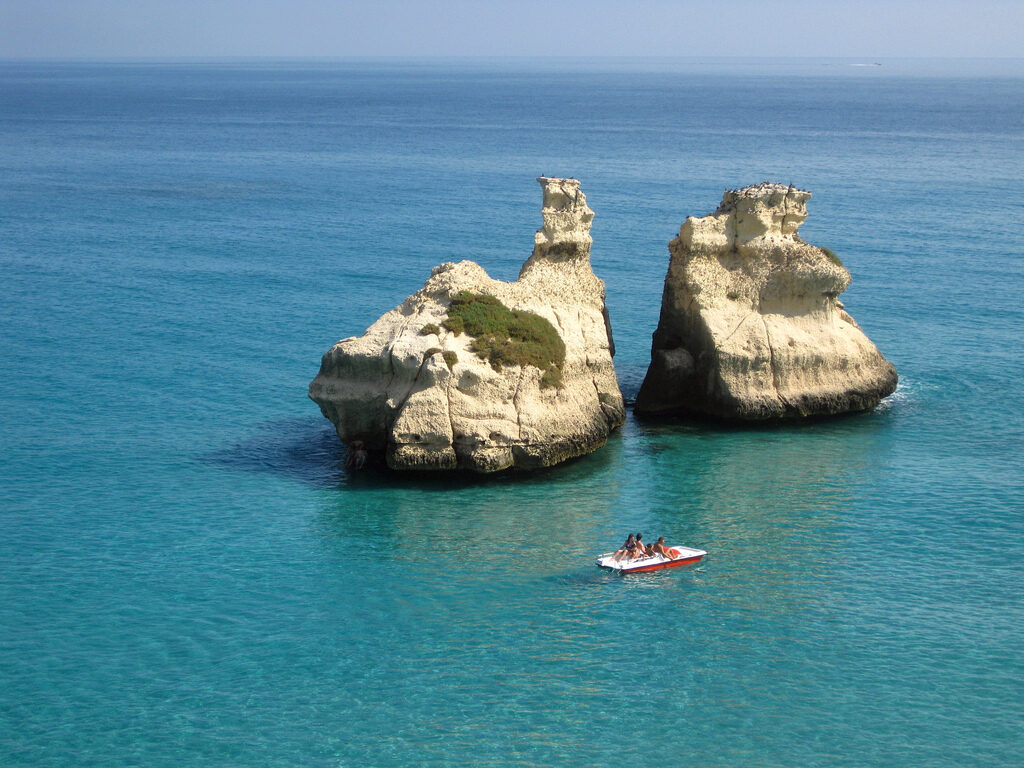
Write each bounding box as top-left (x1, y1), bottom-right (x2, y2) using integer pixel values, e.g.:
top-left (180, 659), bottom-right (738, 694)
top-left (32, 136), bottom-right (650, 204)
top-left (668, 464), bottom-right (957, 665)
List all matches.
top-left (0, 0), bottom-right (1021, 59)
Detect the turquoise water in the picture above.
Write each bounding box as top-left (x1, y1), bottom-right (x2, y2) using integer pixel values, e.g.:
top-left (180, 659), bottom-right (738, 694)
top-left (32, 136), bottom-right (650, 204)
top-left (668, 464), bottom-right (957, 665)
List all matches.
top-left (2, 59), bottom-right (1023, 766)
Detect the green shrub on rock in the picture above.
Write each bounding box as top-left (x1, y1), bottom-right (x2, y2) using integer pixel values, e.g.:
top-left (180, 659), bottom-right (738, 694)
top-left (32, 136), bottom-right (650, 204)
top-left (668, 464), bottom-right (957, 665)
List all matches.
top-left (443, 291), bottom-right (564, 387)
top-left (441, 316), bottom-right (464, 336)
top-left (820, 247), bottom-right (843, 267)
top-left (422, 347), bottom-right (458, 371)
top-left (540, 368), bottom-right (563, 389)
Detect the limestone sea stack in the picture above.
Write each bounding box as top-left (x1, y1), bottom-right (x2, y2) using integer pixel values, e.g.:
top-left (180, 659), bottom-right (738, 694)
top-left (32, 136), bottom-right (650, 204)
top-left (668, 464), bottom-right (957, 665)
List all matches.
top-left (636, 183), bottom-right (897, 420)
top-left (309, 177), bottom-right (626, 471)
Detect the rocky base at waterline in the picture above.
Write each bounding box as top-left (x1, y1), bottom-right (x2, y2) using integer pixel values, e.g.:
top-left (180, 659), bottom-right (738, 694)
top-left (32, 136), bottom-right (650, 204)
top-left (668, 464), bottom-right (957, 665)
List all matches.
top-left (636, 183), bottom-right (897, 420)
top-left (309, 177), bottom-right (625, 471)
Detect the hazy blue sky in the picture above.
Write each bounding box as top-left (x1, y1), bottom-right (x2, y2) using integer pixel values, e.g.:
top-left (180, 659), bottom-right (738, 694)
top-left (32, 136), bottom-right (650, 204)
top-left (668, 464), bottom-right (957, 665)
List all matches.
top-left (1, 0), bottom-right (1021, 58)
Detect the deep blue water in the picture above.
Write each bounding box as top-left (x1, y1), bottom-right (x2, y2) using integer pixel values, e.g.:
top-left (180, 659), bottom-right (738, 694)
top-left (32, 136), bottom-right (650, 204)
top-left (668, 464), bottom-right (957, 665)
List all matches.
top-left (2, 59), bottom-right (1023, 767)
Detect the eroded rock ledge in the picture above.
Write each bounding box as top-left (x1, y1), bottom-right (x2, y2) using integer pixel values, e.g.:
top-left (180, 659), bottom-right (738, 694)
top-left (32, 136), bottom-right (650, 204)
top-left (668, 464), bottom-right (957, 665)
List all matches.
top-left (636, 183), bottom-right (897, 420)
top-left (309, 177), bottom-right (625, 471)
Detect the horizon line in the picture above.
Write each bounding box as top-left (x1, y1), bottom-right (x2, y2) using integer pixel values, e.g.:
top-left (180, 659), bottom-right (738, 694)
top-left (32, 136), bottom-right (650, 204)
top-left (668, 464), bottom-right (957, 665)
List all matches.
top-left (3, 54), bottom-right (1024, 63)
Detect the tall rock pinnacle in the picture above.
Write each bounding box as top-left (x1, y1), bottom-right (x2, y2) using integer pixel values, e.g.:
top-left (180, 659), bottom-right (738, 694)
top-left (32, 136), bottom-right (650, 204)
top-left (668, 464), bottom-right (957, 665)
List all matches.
top-left (636, 183), bottom-right (898, 419)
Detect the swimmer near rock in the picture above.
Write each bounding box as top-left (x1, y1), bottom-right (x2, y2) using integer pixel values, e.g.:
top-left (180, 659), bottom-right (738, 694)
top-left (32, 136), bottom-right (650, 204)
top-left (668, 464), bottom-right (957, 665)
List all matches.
top-left (345, 440), bottom-right (368, 470)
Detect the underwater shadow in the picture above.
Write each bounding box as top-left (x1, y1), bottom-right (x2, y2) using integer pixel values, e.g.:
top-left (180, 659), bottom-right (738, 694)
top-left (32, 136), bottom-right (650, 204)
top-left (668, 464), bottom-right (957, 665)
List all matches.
top-left (200, 414), bottom-right (624, 492)
top-left (631, 397), bottom-right (896, 437)
top-left (200, 416), bottom-right (349, 489)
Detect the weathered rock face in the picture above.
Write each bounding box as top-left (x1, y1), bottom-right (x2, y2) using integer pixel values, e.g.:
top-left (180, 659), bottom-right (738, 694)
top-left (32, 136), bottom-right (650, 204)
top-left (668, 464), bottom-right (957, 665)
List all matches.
top-left (636, 183), bottom-right (897, 420)
top-left (310, 177), bottom-right (626, 471)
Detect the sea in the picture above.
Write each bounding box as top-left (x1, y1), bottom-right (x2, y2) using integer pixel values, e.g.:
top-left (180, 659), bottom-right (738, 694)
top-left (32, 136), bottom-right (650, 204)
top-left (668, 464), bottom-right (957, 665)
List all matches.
top-left (1, 58), bottom-right (1022, 767)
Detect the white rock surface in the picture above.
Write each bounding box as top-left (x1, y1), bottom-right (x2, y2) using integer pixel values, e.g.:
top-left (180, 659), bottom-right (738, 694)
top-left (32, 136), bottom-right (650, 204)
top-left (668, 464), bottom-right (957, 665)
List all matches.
top-left (636, 183), bottom-right (897, 419)
top-left (310, 178), bottom-right (625, 471)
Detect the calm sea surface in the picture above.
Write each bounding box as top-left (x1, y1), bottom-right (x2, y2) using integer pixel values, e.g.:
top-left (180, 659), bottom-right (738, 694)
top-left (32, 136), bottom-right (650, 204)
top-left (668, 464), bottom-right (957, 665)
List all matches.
top-left (2, 59), bottom-right (1023, 767)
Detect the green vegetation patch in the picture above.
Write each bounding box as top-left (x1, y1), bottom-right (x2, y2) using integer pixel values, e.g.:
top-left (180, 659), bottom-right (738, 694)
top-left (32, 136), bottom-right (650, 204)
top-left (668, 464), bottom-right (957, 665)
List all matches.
top-left (420, 323), bottom-right (441, 336)
top-left (422, 347), bottom-right (459, 372)
top-left (820, 247), bottom-right (843, 267)
top-left (442, 291), bottom-right (565, 388)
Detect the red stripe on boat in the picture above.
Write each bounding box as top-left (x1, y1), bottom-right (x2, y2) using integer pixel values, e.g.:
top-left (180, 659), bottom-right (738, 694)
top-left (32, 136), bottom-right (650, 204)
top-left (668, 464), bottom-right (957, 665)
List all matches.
top-left (618, 554), bottom-right (704, 573)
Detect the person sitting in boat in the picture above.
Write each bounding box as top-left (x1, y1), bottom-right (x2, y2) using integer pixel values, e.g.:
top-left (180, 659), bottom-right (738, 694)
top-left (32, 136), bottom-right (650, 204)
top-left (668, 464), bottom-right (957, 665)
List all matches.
top-left (631, 532), bottom-right (654, 560)
top-left (634, 536), bottom-right (659, 561)
top-left (633, 532), bottom-right (651, 558)
top-left (611, 534), bottom-right (636, 562)
top-left (650, 537), bottom-right (676, 560)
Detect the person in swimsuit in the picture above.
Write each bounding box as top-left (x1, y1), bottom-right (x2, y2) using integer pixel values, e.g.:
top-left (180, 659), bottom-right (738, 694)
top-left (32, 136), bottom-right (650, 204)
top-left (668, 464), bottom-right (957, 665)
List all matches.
top-left (612, 534), bottom-right (635, 562)
top-left (346, 440), bottom-right (368, 470)
top-left (634, 532), bottom-right (650, 558)
top-left (651, 537), bottom-right (675, 560)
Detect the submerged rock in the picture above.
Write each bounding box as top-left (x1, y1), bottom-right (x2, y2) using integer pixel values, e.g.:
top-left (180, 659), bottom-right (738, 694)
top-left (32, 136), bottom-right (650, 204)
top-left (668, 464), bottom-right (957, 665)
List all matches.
top-left (309, 177), bottom-right (625, 471)
top-left (636, 183), bottom-right (897, 419)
